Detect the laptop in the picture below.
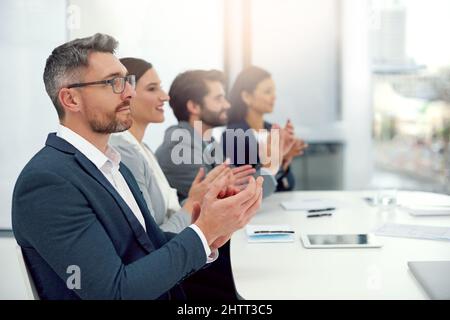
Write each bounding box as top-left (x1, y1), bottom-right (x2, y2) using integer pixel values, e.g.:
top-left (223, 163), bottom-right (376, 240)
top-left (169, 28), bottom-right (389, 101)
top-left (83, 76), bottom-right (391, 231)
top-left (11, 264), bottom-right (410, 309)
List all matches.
top-left (408, 261), bottom-right (450, 300)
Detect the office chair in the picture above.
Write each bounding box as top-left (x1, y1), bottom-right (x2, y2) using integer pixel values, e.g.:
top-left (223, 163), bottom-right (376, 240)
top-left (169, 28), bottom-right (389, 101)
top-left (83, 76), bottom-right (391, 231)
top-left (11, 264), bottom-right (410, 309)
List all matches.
top-left (16, 245), bottom-right (40, 300)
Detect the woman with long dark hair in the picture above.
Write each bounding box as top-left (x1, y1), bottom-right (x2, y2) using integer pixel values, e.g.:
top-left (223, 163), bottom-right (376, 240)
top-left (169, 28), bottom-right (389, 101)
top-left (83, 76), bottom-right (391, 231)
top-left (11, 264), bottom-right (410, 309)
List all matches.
top-left (223, 66), bottom-right (307, 191)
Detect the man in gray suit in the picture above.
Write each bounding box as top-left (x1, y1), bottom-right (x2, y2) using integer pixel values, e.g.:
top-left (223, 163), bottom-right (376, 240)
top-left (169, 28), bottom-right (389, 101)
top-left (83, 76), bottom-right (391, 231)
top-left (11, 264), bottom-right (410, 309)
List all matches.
top-left (12, 34), bottom-right (263, 300)
top-left (155, 70), bottom-right (277, 202)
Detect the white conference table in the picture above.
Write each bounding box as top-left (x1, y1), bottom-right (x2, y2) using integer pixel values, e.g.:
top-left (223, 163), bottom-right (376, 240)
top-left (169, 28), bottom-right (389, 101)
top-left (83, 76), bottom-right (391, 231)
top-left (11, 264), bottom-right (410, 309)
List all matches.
top-left (230, 190), bottom-right (450, 300)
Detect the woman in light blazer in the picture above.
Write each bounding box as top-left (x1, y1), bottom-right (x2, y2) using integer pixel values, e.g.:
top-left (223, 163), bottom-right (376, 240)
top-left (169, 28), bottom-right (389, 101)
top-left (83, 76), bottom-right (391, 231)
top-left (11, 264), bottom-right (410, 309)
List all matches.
top-left (109, 58), bottom-right (255, 300)
top-left (110, 58), bottom-right (254, 234)
top-left (109, 58), bottom-right (190, 233)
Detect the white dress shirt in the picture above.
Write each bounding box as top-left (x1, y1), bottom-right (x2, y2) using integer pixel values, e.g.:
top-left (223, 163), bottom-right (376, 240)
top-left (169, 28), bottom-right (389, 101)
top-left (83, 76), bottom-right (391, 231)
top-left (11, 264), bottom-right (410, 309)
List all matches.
top-left (110, 130), bottom-right (191, 232)
top-left (57, 125), bottom-right (215, 262)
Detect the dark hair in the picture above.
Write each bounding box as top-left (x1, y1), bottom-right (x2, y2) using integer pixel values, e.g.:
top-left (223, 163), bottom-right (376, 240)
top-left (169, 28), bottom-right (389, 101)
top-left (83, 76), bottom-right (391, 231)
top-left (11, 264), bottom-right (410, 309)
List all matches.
top-left (227, 66), bottom-right (271, 123)
top-left (43, 33), bottom-right (118, 120)
top-left (119, 57), bottom-right (153, 83)
top-left (168, 69), bottom-right (226, 122)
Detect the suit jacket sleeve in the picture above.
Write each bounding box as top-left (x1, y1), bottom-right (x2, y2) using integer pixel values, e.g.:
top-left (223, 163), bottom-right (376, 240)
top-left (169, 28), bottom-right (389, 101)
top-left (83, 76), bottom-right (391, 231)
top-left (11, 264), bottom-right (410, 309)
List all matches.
top-left (13, 170), bottom-right (206, 300)
top-left (155, 135), bottom-right (203, 203)
top-left (221, 129), bottom-right (277, 198)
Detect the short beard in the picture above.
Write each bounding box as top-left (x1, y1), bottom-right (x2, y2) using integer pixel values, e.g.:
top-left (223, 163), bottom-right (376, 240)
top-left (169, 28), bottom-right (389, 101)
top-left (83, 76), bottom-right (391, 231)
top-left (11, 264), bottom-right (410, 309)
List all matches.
top-left (200, 106), bottom-right (227, 128)
top-left (89, 117), bottom-right (132, 134)
top-left (87, 100), bottom-right (133, 134)
top-left (87, 102), bottom-right (133, 134)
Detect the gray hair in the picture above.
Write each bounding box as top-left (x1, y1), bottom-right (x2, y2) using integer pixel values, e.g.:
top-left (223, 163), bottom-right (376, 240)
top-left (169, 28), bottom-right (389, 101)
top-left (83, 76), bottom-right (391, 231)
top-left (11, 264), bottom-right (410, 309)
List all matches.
top-left (43, 33), bottom-right (118, 119)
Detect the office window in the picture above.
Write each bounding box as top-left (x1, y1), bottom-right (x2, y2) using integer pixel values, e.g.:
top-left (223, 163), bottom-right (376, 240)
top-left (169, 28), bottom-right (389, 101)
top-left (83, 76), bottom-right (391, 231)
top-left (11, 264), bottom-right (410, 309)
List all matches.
top-left (370, 0), bottom-right (450, 194)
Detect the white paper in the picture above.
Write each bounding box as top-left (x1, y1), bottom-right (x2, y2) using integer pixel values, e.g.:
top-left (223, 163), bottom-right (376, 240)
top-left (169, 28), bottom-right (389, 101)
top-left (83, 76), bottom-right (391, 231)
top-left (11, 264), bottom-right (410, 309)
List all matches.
top-left (397, 192), bottom-right (450, 208)
top-left (375, 223), bottom-right (450, 241)
top-left (246, 224), bottom-right (295, 243)
top-left (280, 198), bottom-right (339, 211)
top-left (401, 205), bottom-right (450, 216)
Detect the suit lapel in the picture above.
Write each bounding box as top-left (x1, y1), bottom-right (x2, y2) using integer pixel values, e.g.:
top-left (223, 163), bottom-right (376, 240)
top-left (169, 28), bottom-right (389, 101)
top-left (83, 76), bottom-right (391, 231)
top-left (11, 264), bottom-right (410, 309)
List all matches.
top-left (74, 151), bottom-right (157, 253)
top-left (119, 165), bottom-right (167, 248)
top-left (46, 132), bottom-right (162, 253)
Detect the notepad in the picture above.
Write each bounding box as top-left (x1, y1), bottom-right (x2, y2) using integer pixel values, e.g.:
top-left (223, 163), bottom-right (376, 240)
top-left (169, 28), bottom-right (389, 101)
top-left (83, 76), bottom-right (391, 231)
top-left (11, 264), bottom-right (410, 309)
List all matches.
top-left (280, 198), bottom-right (339, 211)
top-left (374, 223), bottom-right (450, 241)
top-left (246, 225), bottom-right (295, 243)
top-left (401, 205), bottom-right (450, 216)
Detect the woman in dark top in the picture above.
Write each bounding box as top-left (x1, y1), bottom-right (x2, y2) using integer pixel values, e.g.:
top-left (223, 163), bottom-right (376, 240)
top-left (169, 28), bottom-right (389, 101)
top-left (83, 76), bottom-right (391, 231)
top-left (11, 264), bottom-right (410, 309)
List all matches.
top-left (222, 66), bottom-right (307, 192)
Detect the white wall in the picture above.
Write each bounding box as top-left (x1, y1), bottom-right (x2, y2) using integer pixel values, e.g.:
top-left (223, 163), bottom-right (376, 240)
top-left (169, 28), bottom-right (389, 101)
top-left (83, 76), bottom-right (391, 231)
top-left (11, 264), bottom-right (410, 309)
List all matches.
top-left (224, 0), bottom-right (246, 85)
top-left (341, 0), bottom-right (373, 189)
top-left (251, 0), bottom-right (341, 127)
top-left (0, 0), bottom-right (67, 229)
top-left (250, 0), bottom-right (374, 189)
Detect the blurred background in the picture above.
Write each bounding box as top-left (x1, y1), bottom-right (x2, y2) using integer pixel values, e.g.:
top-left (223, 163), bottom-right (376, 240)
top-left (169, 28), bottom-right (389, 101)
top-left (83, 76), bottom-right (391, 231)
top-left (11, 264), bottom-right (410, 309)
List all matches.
top-left (0, 0), bottom-right (449, 229)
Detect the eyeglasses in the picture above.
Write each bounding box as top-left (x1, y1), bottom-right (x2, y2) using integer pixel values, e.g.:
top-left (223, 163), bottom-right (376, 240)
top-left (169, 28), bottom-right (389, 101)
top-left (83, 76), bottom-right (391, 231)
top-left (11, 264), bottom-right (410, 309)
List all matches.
top-left (67, 75), bottom-right (136, 94)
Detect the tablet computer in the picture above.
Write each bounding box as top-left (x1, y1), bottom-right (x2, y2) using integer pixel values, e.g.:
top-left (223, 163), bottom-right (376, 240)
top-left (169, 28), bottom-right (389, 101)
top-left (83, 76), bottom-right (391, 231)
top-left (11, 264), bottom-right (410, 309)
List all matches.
top-left (301, 233), bottom-right (382, 249)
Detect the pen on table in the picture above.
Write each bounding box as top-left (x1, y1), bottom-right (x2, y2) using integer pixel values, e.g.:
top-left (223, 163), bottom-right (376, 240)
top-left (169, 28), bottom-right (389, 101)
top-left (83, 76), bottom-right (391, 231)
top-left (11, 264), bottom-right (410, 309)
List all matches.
top-left (307, 207), bottom-right (336, 213)
top-left (254, 230), bottom-right (295, 234)
top-left (307, 213), bottom-right (333, 218)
